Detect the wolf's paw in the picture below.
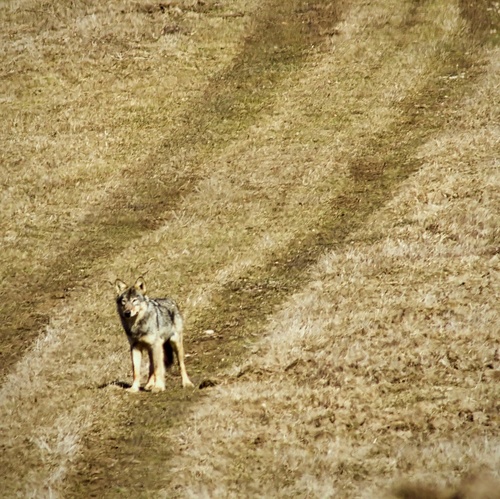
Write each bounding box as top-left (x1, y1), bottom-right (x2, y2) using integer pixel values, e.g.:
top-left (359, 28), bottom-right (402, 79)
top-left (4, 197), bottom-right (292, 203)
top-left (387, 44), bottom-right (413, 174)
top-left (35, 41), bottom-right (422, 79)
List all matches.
top-left (151, 384), bottom-right (166, 393)
top-left (126, 385), bottom-right (140, 393)
top-left (182, 378), bottom-right (195, 388)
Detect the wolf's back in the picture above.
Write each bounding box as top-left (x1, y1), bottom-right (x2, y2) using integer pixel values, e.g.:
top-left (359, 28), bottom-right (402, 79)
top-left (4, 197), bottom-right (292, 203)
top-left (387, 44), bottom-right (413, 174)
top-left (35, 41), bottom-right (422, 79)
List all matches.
top-left (153, 298), bottom-right (183, 329)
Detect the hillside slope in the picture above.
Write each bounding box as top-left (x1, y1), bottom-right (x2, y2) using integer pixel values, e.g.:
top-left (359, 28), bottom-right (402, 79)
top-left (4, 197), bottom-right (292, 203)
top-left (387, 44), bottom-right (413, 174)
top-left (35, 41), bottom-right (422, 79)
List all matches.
top-left (1, 0), bottom-right (499, 497)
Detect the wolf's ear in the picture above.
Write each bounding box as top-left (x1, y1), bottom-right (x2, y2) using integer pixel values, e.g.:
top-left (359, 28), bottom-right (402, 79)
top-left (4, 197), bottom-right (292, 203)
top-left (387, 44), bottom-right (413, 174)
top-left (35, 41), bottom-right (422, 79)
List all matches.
top-left (134, 276), bottom-right (146, 294)
top-left (115, 279), bottom-right (128, 295)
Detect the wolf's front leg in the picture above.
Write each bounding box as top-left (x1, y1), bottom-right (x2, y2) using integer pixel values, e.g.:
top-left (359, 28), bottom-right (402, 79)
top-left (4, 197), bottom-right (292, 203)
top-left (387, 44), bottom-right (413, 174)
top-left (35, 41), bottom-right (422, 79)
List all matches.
top-left (128, 346), bottom-right (142, 392)
top-left (144, 349), bottom-right (156, 391)
top-left (150, 341), bottom-right (166, 392)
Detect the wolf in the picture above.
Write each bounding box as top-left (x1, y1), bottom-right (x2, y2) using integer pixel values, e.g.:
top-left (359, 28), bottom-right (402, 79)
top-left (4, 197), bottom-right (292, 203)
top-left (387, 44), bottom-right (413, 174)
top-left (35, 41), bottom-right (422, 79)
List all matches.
top-left (115, 277), bottom-right (194, 391)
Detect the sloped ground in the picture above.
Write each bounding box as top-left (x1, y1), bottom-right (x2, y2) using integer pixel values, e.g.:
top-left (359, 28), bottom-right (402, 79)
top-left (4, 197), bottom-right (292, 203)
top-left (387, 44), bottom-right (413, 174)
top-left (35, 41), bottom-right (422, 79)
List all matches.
top-left (0, 0), bottom-right (499, 497)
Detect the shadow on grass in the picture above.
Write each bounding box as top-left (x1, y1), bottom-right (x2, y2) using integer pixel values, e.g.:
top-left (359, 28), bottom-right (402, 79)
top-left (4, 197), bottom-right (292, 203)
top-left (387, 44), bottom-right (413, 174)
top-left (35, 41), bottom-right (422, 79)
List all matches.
top-left (97, 380), bottom-right (131, 390)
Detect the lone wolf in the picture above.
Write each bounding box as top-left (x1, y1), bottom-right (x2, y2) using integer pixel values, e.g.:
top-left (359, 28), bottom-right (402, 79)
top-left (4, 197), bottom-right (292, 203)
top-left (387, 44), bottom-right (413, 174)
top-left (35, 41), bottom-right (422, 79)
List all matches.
top-left (115, 277), bottom-right (194, 391)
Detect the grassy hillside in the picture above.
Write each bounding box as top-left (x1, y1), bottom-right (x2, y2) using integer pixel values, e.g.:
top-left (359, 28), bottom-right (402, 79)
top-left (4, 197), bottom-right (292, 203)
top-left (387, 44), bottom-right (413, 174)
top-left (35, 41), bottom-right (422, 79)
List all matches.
top-left (0, 0), bottom-right (499, 497)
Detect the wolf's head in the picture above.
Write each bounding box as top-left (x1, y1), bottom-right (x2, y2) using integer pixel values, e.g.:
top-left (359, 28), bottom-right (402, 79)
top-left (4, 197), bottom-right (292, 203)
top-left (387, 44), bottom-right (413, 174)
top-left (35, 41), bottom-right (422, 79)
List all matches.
top-left (115, 277), bottom-right (147, 319)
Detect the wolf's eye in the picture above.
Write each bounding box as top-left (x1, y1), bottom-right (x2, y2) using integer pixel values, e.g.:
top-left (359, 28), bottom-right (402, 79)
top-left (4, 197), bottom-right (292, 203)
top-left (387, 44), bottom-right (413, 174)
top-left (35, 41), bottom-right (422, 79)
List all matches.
top-left (132, 299), bottom-right (139, 305)
top-left (121, 298), bottom-right (127, 306)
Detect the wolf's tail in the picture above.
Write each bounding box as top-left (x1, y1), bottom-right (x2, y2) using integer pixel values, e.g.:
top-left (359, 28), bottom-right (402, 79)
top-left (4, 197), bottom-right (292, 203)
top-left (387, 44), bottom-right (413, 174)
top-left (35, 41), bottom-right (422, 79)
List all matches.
top-left (164, 341), bottom-right (174, 368)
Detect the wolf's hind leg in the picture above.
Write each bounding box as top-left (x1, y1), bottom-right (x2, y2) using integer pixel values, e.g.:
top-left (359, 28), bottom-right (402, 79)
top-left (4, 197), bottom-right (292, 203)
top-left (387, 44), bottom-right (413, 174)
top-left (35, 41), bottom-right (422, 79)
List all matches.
top-left (169, 334), bottom-right (194, 388)
top-left (163, 341), bottom-right (174, 369)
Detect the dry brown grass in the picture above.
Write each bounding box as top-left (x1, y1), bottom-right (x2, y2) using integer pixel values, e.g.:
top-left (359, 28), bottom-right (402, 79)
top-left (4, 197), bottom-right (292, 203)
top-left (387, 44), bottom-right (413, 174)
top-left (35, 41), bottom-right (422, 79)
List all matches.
top-left (162, 41), bottom-right (500, 496)
top-left (0, 0), bottom-right (252, 369)
top-left (0, 0), bottom-right (499, 497)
